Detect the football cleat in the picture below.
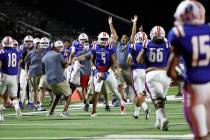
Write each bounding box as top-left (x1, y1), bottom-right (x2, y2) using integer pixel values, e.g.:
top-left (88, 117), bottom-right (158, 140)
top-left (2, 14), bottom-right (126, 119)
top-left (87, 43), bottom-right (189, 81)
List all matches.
top-left (83, 104), bottom-right (89, 112)
top-left (16, 108), bottom-right (22, 119)
top-left (160, 118), bottom-right (169, 131)
top-left (90, 112), bottom-right (97, 117)
top-left (144, 108), bottom-right (150, 120)
top-left (105, 106), bottom-right (111, 112)
top-left (59, 111), bottom-right (71, 117)
top-left (132, 112), bottom-right (139, 119)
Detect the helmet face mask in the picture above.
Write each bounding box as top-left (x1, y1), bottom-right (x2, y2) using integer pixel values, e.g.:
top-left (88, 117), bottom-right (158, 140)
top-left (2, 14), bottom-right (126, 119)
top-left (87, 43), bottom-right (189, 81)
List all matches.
top-left (174, 0), bottom-right (206, 25)
top-left (24, 35), bottom-right (33, 47)
top-left (98, 32), bottom-right (109, 46)
top-left (40, 37), bottom-right (50, 48)
top-left (78, 33), bottom-right (89, 46)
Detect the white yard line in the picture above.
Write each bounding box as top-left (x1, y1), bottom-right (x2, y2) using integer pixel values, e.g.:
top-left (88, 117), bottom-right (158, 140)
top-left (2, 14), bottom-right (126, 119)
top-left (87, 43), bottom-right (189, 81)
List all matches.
top-left (0, 122), bottom-right (188, 126)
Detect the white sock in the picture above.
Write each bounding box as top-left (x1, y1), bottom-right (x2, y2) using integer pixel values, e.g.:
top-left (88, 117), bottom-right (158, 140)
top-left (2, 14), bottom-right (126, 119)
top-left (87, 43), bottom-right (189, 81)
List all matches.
top-left (157, 108), bottom-right (166, 120)
top-left (156, 110), bottom-right (160, 123)
top-left (0, 104), bottom-right (3, 111)
top-left (142, 102), bottom-right (148, 111)
top-left (134, 106), bottom-right (140, 115)
top-left (12, 99), bottom-right (20, 112)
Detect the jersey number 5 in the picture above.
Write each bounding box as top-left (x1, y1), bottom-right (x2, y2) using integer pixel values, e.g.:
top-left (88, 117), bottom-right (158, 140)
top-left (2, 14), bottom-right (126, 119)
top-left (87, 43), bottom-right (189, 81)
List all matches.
top-left (192, 35), bottom-right (210, 67)
top-left (101, 52), bottom-right (106, 64)
top-left (8, 53), bottom-right (17, 67)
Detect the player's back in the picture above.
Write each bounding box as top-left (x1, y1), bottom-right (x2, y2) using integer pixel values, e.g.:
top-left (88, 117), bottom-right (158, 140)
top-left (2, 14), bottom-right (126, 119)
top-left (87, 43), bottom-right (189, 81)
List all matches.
top-left (168, 24), bottom-right (210, 83)
top-left (144, 39), bottom-right (170, 68)
top-left (129, 43), bottom-right (146, 69)
top-left (0, 47), bottom-right (20, 75)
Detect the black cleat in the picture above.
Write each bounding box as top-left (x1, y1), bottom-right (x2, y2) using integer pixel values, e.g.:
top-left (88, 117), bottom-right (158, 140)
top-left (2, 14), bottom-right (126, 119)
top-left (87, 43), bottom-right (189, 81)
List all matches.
top-left (105, 106), bottom-right (111, 112)
top-left (144, 108), bottom-right (150, 120)
top-left (83, 104), bottom-right (89, 112)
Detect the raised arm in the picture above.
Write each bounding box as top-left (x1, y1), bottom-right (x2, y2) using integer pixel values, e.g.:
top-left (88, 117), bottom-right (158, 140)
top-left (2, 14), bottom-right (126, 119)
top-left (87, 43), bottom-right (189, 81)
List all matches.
top-left (108, 16), bottom-right (118, 43)
top-left (130, 15), bottom-right (138, 43)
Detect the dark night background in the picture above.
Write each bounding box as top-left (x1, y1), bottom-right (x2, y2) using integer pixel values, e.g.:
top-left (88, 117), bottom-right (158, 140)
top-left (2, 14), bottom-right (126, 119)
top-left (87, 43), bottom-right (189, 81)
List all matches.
top-left (1, 0), bottom-right (210, 40)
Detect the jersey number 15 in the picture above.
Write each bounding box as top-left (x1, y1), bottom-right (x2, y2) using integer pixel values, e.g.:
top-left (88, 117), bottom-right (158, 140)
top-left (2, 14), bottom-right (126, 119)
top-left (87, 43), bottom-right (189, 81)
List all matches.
top-left (192, 35), bottom-right (210, 67)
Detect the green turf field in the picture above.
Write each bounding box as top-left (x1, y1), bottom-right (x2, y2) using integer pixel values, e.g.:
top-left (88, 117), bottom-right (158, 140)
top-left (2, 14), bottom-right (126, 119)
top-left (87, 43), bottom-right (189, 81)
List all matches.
top-left (0, 87), bottom-right (192, 140)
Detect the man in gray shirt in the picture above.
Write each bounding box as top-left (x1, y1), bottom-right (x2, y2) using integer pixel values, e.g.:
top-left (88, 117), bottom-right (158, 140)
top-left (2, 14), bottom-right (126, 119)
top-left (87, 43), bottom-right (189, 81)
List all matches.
top-left (42, 40), bottom-right (72, 117)
top-left (108, 16), bottom-right (138, 103)
top-left (25, 38), bottom-right (45, 111)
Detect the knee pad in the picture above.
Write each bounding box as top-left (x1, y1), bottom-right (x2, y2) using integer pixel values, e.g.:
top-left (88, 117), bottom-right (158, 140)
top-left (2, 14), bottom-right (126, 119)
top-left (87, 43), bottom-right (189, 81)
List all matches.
top-left (153, 97), bottom-right (165, 109)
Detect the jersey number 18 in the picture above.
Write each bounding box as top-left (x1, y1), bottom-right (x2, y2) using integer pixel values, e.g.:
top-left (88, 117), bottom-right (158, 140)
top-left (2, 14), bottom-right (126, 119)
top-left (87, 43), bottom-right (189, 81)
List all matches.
top-left (8, 53), bottom-right (17, 67)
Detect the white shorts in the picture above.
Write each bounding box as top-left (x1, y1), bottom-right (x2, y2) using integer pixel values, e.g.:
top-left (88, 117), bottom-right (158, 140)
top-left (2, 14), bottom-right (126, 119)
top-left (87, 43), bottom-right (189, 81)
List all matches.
top-left (70, 60), bottom-right (80, 85)
top-left (145, 70), bottom-right (171, 100)
top-left (64, 65), bottom-right (72, 82)
top-left (94, 69), bottom-right (118, 94)
top-left (131, 69), bottom-right (146, 96)
top-left (0, 73), bottom-right (18, 97)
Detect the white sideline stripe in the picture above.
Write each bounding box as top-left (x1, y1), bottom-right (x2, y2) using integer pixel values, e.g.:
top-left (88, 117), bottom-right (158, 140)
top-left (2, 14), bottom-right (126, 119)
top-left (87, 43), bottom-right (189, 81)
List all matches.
top-left (5, 101), bottom-right (184, 117)
top-left (0, 134), bottom-right (193, 140)
top-left (5, 110), bottom-right (184, 117)
top-left (4, 95), bottom-right (183, 117)
top-left (0, 122), bottom-right (188, 126)
top-left (105, 134), bottom-right (193, 139)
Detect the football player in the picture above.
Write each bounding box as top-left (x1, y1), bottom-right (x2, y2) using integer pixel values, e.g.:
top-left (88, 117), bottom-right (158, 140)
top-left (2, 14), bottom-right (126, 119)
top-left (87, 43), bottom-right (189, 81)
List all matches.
top-left (0, 36), bottom-right (22, 121)
top-left (167, 0), bottom-right (210, 139)
top-left (19, 35), bottom-right (34, 109)
top-left (128, 31), bottom-right (150, 120)
top-left (91, 32), bottom-right (125, 116)
top-left (137, 26), bottom-right (171, 131)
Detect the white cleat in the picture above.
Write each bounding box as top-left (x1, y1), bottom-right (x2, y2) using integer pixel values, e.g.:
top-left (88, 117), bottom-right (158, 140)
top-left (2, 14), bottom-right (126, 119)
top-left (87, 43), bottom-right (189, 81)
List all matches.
top-left (16, 108), bottom-right (22, 119)
top-left (90, 113), bottom-right (97, 117)
top-left (155, 121), bottom-right (161, 129)
top-left (46, 112), bottom-right (57, 117)
top-left (160, 118), bottom-right (169, 131)
top-left (59, 112), bottom-right (71, 117)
